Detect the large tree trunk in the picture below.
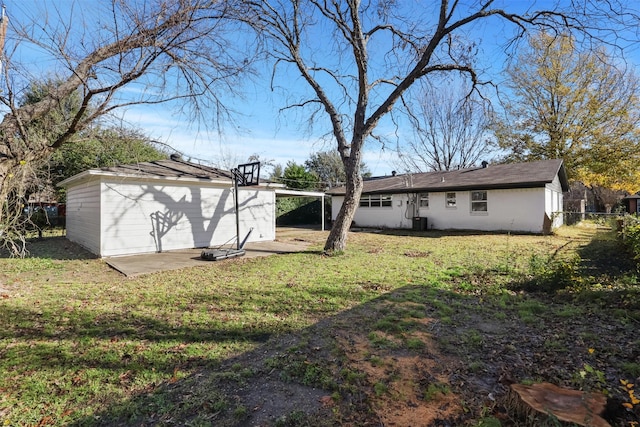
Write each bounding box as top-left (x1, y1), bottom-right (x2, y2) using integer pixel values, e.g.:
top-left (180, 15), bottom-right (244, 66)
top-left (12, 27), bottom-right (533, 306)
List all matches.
top-left (0, 155), bottom-right (32, 256)
top-left (0, 161), bottom-right (12, 227)
top-left (324, 156), bottom-right (363, 253)
top-left (0, 135), bottom-right (50, 242)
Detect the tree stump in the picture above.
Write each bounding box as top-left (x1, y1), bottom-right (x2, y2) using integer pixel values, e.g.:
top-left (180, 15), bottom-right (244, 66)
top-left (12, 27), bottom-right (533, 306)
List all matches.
top-left (510, 382), bottom-right (610, 427)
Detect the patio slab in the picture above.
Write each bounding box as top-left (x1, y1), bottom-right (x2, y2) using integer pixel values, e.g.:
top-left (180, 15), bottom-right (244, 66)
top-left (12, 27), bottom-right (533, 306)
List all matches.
top-left (105, 239), bottom-right (313, 277)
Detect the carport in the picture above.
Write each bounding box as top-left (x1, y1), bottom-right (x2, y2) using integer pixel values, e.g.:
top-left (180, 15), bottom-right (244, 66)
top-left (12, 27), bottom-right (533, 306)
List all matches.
top-left (275, 189), bottom-right (327, 231)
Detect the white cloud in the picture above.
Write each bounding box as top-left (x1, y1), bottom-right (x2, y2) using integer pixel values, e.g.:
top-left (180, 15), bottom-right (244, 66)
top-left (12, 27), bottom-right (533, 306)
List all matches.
top-left (122, 104), bottom-right (398, 176)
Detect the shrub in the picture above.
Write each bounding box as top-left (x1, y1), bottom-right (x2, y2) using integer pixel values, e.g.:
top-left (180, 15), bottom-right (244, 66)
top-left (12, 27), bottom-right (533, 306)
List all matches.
top-left (622, 215), bottom-right (640, 259)
top-left (517, 252), bottom-right (580, 293)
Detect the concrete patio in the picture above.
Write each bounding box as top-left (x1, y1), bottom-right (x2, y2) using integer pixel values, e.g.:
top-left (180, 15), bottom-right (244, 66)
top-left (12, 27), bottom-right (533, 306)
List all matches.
top-left (105, 238), bottom-right (315, 277)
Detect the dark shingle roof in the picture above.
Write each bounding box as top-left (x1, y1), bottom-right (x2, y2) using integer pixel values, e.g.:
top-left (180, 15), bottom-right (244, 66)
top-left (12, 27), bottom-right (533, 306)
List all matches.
top-left (98, 158), bottom-right (233, 181)
top-left (327, 159), bottom-right (569, 195)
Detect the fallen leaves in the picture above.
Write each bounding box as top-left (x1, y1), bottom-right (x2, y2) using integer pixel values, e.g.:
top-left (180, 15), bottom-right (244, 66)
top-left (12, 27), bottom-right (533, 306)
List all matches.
top-left (319, 395), bottom-right (334, 407)
top-left (621, 379), bottom-right (640, 410)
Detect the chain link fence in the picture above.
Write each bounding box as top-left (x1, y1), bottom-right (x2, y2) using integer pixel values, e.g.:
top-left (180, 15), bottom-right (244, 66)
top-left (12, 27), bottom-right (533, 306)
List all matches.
top-left (559, 211), bottom-right (626, 230)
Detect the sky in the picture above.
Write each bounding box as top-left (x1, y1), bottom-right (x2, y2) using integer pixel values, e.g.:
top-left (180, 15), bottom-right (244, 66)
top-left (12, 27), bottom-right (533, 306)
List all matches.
top-left (2, 0), bottom-right (406, 177)
top-left (122, 90), bottom-right (401, 177)
top-left (112, 0), bottom-right (519, 176)
top-left (4, 1), bottom-right (640, 178)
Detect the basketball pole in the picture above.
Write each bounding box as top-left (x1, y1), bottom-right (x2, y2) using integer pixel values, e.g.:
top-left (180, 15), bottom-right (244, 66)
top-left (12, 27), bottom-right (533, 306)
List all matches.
top-left (233, 168), bottom-right (241, 251)
top-left (201, 162), bottom-right (259, 261)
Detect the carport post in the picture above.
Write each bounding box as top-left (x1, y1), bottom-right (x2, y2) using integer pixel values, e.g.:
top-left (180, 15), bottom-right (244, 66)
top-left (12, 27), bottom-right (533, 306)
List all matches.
top-left (321, 194), bottom-right (325, 231)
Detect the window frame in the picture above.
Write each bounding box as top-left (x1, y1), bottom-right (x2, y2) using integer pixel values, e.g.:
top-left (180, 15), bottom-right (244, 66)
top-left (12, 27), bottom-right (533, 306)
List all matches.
top-left (381, 194), bottom-right (392, 207)
top-left (359, 194), bottom-right (393, 208)
top-left (419, 193), bottom-right (429, 208)
top-left (470, 190), bottom-right (488, 213)
top-left (445, 192), bottom-right (457, 208)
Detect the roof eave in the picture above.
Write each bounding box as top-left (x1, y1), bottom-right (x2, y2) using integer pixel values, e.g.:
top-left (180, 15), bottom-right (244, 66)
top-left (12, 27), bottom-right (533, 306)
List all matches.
top-left (58, 169), bottom-right (234, 188)
top-left (329, 182), bottom-right (553, 196)
top-left (556, 162), bottom-right (570, 192)
top-left (57, 170), bottom-right (99, 188)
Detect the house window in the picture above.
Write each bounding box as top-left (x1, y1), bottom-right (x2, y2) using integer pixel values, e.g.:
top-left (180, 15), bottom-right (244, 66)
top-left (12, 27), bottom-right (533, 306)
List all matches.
top-left (446, 192), bottom-right (456, 208)
top-left (419, 193), bottom-right (429, 208)
top-left (471, 191), bottom-right (488, 212)
top-left (360, 194), bottom-right (392, 208)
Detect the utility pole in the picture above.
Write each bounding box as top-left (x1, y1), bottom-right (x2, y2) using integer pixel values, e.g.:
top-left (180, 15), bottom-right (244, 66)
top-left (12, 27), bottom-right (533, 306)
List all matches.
top-left (0, 6), bottom-right (7, 77)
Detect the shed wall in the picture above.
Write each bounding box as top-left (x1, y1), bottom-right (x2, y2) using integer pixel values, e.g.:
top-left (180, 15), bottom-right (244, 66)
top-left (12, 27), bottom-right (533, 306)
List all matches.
top-left (546, 177), bottom-right (565, 229)
top-left (97, 178), bottom-right (275, 257)
top-left (65, 179), bottom-right (101, 254)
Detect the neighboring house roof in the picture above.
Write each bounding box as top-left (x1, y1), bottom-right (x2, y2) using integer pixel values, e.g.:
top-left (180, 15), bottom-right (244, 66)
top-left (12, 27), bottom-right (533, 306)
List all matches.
top-left (327, 159), bottom-right (569, 195)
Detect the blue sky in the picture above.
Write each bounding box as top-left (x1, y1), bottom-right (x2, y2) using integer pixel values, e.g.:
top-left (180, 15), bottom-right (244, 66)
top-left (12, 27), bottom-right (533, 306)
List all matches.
top-left (2, 0), bottom-right (404, 176)
top-left (122, 94), bottom-right (401, 177)
top-left (4, 1), bottom-right (640, 177)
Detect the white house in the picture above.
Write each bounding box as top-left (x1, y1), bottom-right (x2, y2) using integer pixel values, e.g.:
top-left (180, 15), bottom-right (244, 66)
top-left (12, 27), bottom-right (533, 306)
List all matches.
top-left (59, 157), bottom-right (281, 257)
top-left (327, 159), bottom-right (569, 234)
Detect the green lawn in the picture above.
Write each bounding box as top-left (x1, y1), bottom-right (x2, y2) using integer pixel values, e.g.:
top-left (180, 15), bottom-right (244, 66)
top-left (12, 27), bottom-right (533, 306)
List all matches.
top-left (0, 225), bottom-right (638, 426)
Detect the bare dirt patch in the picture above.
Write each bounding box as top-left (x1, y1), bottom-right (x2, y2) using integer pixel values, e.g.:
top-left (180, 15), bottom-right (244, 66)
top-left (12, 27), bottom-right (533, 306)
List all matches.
top-left (335, 326), bottom-right (462, 426)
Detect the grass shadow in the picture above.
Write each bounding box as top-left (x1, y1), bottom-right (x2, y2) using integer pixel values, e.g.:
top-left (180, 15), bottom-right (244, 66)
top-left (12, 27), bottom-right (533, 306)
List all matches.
top-left (0, 235), bottom-right (97, 261)
top-left (577, 228), bottom-right (637, 277)
top-left (66, 284), bottom-right (473, 427)
top-left (507, 227), bottom-right (639, 302)
top-left (4, 226), bottom-right (639, 426)
top-left (66, 279), bottom-right (640, 426)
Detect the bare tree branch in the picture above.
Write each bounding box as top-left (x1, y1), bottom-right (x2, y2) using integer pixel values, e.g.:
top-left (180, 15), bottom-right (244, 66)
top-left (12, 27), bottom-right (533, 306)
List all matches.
top-left (0, 0), bottom-right (254, 254)
top-left (234, 0), bottom-right (640, 251)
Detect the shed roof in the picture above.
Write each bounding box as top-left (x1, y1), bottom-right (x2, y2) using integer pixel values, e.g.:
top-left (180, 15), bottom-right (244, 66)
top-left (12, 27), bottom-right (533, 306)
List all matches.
top-left (96, 158), bottom-right (233, 180)
top-left (327, 159), bottom-right (569, 195)
top-left (59, 157), bottom-right (236, 188)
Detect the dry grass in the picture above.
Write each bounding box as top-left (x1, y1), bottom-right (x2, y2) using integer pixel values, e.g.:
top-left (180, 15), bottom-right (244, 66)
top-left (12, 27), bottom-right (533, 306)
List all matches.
top-left (0, 225), bottom-right (638, 426)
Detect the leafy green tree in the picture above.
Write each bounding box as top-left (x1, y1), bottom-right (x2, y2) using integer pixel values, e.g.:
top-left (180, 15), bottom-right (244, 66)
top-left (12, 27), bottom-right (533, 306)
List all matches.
top-left (50, 127), bottom-right (167, 201)
top-left (19, 78), bottom-right (167, 200)
top-left (20, 78), bottom-right (83, 142)
top-left (494, 32), bottom-right (640, 193)
top-left (18, 78), bottom-right (84, 201)
top-left (269, 164), bottom-right (284, 183)
top-left (282, 161), bottom-right (318, 190)
top-left (276, 162), bottom-right (318, 222)
top-left (305, 151), bottom-right (371, 189)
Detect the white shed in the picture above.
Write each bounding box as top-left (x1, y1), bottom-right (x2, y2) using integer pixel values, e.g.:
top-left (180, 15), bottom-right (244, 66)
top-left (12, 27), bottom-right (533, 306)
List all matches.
top-left (59, 158), bottom-right (280, 257)
top-left (328, 159), bottom-right (569, 234)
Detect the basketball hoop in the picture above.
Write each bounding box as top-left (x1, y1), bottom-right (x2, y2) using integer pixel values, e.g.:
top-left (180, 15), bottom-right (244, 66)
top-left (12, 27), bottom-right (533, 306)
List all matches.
top-left (233, 162), bottom-right (260, 187)
top-left (201, 161), bottom-right (261, 261)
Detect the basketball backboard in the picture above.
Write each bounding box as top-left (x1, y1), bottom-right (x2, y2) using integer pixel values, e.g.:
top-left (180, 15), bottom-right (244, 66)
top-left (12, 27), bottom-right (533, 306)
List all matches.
top-left (235, 162), bottom-right (260, 187)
